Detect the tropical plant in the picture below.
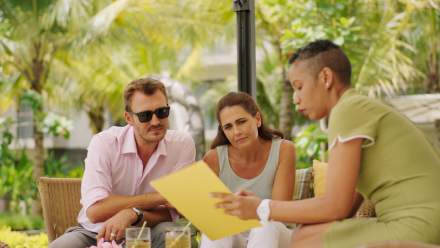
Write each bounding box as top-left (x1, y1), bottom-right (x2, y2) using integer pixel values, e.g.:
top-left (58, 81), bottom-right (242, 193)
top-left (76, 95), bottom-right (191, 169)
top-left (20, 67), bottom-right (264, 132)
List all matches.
top-left (45, 0), bottom-right (235, 134)
top-left (0, 118), bottom-right (36, 214)
top-left (0, 0), bottom-right (97, 213)
top-left (278, 0), bottom-right (440, 97)
top-left (294, 123), bottom-right (327, 169)
top-left (255, 0), bottom-right (362, 138)
top-left (256, 0), bottom-right (440, 141)
top-left (0, 117), bottom-right (76, 214)
top-left (406, 4), bottom-right (440, 93)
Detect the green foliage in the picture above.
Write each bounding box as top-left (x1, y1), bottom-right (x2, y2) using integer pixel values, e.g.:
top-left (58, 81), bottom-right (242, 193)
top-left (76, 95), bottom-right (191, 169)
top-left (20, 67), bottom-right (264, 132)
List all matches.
top-left (0, 117), bottom-right (79, 215)
top-left (0, 118), bottom-right (36, 213)
top-left (66, 165), bottom-right (84, 178)
top-left (256, 79), bottom-right (279, 128)
top-left (43, 152), bottom-right (69, 177)
top-left (0, 227), bottom-right (48, 248)
top-left (255, 0), bottom-right (440, 134)
top-left (294, 123), bottom-right (327, 169)
top-left (281, 3), bottom-right (360, 52)
top-left (0, 213), bottom-right (43, 231)
top-left (20, 90), bottom-right (43, 113)
top-left (277, 0), bottom-right (440, 97)
top-left (44, 152), bottom-right (84, 178)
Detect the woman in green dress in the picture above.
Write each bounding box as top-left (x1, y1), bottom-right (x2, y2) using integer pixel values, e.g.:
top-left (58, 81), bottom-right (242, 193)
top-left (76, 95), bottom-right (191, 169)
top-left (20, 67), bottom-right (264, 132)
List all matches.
top-left (212, 40), bottom-right (440, 248)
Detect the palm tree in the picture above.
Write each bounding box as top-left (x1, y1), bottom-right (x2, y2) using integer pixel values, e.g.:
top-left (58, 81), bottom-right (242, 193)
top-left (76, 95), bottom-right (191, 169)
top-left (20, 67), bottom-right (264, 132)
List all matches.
top-left (64, 0), bottom-right (235, 133)
top-left (0, 0), bottom-right (96, 213)
top-left (352, 1), bottom-right (423, 97)
top-left (406, 4), bottom-right (440, 93)
top-left (0, 1), bottom-right (235, 199)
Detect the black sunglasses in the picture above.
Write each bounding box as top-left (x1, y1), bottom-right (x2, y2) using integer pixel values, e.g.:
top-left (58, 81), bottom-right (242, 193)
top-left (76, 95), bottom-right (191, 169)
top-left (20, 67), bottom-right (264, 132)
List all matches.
top-left (132, 106), bottom-right (170, 123)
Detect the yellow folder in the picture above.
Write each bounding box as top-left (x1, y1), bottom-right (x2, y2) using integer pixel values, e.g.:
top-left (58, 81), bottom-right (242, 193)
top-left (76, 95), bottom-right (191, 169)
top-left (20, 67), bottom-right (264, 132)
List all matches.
top-left (151, 161), bottom-right (261, 240)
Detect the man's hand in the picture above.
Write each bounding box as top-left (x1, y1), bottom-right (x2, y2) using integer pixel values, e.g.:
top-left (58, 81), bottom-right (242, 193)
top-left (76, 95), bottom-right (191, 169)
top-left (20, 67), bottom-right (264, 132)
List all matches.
top-left (96, 208), bottom-right (137, 242)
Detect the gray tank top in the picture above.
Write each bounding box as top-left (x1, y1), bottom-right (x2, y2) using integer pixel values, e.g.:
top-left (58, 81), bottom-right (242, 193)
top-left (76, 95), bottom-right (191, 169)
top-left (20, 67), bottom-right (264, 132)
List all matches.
top-left (217, 138), bottom-right (282, 199)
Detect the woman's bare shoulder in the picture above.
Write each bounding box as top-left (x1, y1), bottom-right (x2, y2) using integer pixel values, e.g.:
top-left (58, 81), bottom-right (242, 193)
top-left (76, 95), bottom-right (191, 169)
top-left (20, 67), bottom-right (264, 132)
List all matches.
top-left (280, 139), bottom-right (296, 152)
top-left (203, 149), bottom-right (220, 175)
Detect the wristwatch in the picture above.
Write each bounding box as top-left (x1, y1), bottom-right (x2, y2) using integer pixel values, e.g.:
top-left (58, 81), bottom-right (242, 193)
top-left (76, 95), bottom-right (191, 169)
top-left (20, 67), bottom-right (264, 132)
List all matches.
top-left (131, 207), bottom-right (144, 226)
top-left (256, 199), bottom-right (271, 223)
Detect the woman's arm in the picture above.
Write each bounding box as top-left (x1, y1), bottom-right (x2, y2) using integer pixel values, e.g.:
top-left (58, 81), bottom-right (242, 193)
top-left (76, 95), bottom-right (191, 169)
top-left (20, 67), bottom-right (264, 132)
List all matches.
top-left (203, 149), bottom-right (220, 176)
top-left (349, 192), bottom-right (363, 217)
top-left (214, 138), bottom-right (362, 224)
top-left (270, 138), bottom-right (362, 223)
top-left (271, 140), bottom-right (296, 201)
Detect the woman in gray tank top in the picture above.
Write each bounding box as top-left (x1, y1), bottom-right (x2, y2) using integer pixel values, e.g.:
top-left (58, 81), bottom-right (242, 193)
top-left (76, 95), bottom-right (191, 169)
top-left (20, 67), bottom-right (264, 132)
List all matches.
top-left (200, 92), bottom-right (296, 248)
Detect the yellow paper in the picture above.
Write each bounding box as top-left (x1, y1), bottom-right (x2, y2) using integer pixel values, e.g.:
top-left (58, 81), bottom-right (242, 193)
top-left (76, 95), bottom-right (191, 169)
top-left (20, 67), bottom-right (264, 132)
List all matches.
top-left (151, 161), bottom-right (261, 240)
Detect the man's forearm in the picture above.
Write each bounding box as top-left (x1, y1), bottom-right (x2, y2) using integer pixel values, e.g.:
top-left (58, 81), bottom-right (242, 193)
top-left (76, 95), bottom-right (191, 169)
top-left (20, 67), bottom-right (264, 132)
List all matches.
top-left (86, 192), bottom-right (166, 223)
top-left (141, 209), bottom-right (172, 227)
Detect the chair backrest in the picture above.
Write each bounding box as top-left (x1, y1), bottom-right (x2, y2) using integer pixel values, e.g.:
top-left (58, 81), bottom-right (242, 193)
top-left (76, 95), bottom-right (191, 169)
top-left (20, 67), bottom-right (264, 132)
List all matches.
top-left (38, 177), bottom-right (82, 242)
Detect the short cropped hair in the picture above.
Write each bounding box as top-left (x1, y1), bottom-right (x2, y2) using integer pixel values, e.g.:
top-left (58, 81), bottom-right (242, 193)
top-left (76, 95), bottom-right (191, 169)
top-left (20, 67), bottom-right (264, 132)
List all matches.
top-left (288, 40), bottom-right (352, 85)
top-left (124, 77), bottom-right (168, 112)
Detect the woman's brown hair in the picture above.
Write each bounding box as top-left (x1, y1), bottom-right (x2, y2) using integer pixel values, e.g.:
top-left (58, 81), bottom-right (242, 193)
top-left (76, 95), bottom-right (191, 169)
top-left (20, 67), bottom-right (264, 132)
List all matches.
top-left (210, 92), bottom-right (283, 149)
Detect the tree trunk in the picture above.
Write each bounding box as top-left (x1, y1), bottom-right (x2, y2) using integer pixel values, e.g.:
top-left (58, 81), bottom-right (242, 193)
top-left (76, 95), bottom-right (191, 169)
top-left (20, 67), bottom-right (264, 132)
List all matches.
top-left (29, 48), bottom-right (46, 215)
top-left (276, 41), bottom-right (294, 140)
top-left (278, 78), bottom-right (293, 140)
top-left (87, 105), bottom-right (105, 134)
top-left (31, 125), bottom-right (44, 214)
top-left (425, 10), bottom-right (440, 94)
top-left (426, 51), bottom-right (439, 93)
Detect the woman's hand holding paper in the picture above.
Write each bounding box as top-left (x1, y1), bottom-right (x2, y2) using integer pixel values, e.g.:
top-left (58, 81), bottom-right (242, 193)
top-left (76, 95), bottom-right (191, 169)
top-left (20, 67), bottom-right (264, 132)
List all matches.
top-left (211, 190), bottom-right (262, 220)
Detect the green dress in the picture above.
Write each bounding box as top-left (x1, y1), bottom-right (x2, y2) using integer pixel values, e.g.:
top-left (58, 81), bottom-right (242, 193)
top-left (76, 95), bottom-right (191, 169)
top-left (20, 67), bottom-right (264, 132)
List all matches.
top-left (324, 89), bottom-right (440, 248)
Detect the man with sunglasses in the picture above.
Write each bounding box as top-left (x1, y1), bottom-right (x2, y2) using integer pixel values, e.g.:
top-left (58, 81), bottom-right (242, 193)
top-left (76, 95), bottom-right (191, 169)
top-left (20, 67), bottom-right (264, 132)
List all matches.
top-left (50, 78), bottom-right (196, 248)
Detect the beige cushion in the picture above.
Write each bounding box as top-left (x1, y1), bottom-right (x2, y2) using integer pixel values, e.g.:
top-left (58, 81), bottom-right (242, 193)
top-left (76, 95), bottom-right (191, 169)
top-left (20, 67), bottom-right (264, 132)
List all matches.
top-left (293, 168), bottom-right (313, 200)
top-left (312, 159), bottom-right (328, 197)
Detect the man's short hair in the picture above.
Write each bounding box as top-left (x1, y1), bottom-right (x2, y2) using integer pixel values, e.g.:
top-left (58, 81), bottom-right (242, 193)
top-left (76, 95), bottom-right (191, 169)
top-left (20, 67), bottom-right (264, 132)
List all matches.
top-left (124, 77), bottom-right (168, 112)
top-left (288, 40), bottom-right (352, 85)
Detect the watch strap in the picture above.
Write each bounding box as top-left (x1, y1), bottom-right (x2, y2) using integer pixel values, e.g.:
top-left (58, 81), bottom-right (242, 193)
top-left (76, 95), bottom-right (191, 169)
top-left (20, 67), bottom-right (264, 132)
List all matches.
top-left (256, 199), bottom-right (271, 223)
top-left (131, 207), bottom-right (143, 226)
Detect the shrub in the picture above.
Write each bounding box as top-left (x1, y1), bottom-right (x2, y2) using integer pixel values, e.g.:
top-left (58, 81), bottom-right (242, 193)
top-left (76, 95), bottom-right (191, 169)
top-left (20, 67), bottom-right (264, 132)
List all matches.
top-left (0, 213), bottom-right (43, 231)
top-left (0, 118), bottom-right (36, 214)
top-left (0, 227), bottom-right (48, 248)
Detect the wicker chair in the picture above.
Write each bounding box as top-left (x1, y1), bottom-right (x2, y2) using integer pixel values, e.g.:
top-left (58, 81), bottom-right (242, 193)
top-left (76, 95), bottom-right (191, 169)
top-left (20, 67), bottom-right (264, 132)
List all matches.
top-left (38, 177), bottom-right (82, 242)
top-left (355, 199), bottom-right (376, 218)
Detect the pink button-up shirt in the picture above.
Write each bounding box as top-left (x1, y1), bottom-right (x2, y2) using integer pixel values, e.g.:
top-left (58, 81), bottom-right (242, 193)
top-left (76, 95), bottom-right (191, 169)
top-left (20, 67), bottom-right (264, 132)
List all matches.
top-left (77, 125), bottom-right (196, 232)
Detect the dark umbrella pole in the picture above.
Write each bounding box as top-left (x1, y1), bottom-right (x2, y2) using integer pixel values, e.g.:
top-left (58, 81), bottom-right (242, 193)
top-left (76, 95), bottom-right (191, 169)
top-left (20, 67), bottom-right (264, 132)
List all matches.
top-left (233, 0), bottom-right (256, 98)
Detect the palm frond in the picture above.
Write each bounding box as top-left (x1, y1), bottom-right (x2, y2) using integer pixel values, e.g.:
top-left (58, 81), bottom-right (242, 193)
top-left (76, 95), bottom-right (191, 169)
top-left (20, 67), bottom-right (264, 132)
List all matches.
top-left (41, 0), bottom-right (91, 29)
top-left (79, 0), bottom-right (131, 46)
top-left (355, 3), bottom-right (423, 97)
